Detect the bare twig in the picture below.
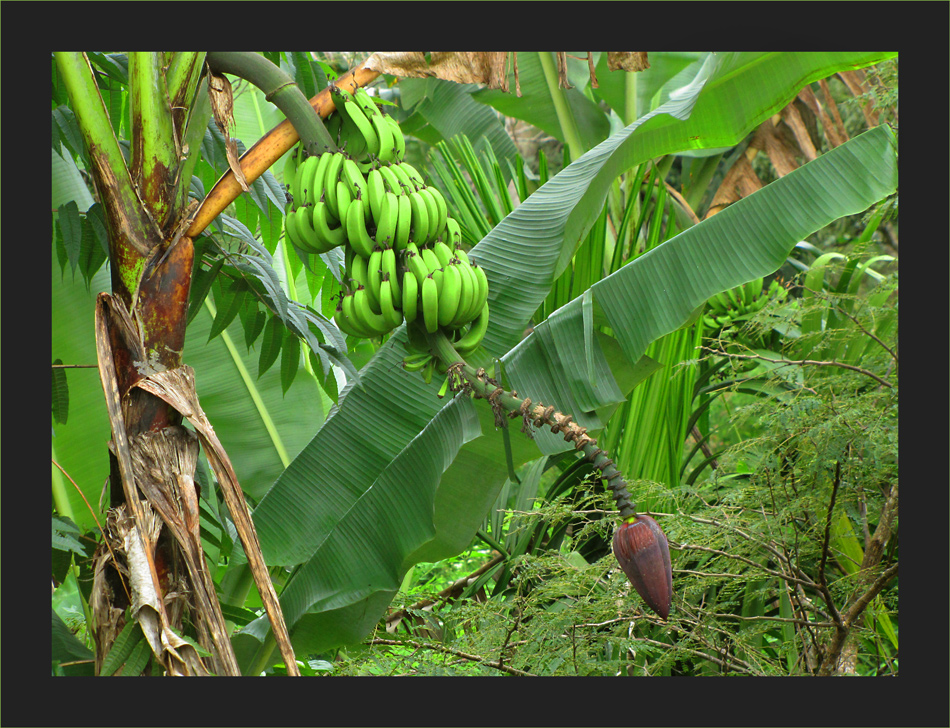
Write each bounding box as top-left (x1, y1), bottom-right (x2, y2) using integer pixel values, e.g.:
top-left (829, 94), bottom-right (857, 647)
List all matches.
top-left (368, 638), bottom-right (535, 677)
top-left (817, 461), bottom-right (844, 627)
top-left (700, 346), bottom-right (894, 388)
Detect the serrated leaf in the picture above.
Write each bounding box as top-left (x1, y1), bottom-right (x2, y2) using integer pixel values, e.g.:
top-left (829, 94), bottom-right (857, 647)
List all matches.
top-left (79, 215), bottom-right (108, 284)
top-left (208, 279), bottom-right (248, 342)
top-left (242, 307), bottom-right (267, 351)
top-left (257, 315), bottom-right (283, 378)
top-left (52, 359), bottom-right (69, 425)
top-left (280, 329), bottom-right (300, 395)
top-left (188, 255), bottom-right (224, 325)
top-left (52, 106), bottom-right (84, 161)
top-left (57, 201), bottom-right (82, 274)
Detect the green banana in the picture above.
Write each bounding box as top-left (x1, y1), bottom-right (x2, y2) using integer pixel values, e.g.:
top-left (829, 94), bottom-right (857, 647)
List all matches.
top-left (335, 180), bottom-right (353, 234)
top-left (283, 205), bottom-right (307, 251)
top-left (377, 163), bottom-right (406, 196)
top-left (341, 158), bottom-right (370, 217)
top-left (388, 160), bottom-right (418, 193)
top-left (422, 356), bottom-right (436, 384)
top-left (353, 86), bottom-right (382, 118)
top-left (421, 274), bottom-right (440, 334)
top-left (345, 196), bottom-right (376, 259)
top-left (385, 115), bottom-right (406, 162)
top-left (374, 191), bottom-right (400, 251)
top-left (432, 240), bottom-right (454, 268)
top-left (379, 275), bottom-right (403, 329)
top-left (308, 150), bottom-right (334, 206)
top-left (352, 285), bottom-right (393, 336)
top-left (470, 262), bottom-right (489, 318)
top-left (297, 154), bottom-right (323, 206)
top-left (348, 250), bottom-right (370, 291)
top-left (437, 258), bottom-right (462, 327)
top-left (402, 352), bottom-right (433, 372)
top-left (393, 193), bottom-right (412, 251)
top-left (312, 201), bottom-right (347, 251)
top-left (404, 243), bottom-right (429, 287)
top-left (283, 146), bottom-right (300, 192)
top-left (424, 185), bottom-right (448, 241)
top-left (421, 246), bottom-right (444, 292)
top-left (290, 152), bottom-right (312, 207)
top-left (371, 112), bottom-right (395, 163)
top-left (336, 295), bottom-right (374, 338)
top-left (381, 246), bottom-right (401, 301)
top-left (291, 206), bottom-right (322, 254)
top-left (453, 302), bottom-right (490, 356)
top-left (323, 152), bottom-right (347, 221)
top-left (325, 111), bottom-right (343, 147)
top-left (402, 264), bottom-right (419, 324)
top-left (451, 256), bottom-right (477, 327)
top-left (366, 248), bottom-right (384, 311)
top-left (745, 276), bottom-right (764, 302)
top-left (342, 89), bottom-right (379, 157)
top-left (407, 190), bottom-right (430, 245)
top-left (416, 186), bottom-right (443, 243)
top-left (397, 161), bottom-right (427, 189)
top-left (366, 166), bottom-right (387, 222)
top-left (445, 216), bottom-right (463, 248)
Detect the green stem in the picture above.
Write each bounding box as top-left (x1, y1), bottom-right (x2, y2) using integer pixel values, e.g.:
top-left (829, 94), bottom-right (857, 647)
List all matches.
top-left (426, 329), bottom-right (638, 519)
top-left (205, 52), bottom-right (336, 156)
top-left (54, 52), bottom-right (159, 298)
top-left (129, 52), bottom-right (177, 228)
top-left (537, 52), bottom-right (585, 163)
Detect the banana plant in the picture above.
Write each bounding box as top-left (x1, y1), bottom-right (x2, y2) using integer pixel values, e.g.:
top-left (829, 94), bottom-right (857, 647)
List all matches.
top-left (240, 52), bottom-right (897, 662)
top-left (53, 51), bottom-right (896, 674)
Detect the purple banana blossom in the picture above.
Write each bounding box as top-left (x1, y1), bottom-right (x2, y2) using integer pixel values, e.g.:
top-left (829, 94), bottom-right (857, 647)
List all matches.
top-left (612, 514), bottom-right (673, 620)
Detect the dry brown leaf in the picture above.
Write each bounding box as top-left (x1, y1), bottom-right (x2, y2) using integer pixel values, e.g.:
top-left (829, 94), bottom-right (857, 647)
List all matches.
top-left (608, 52), bottom-right (650, 72)
top-left (208, 71), bottom-right (249, 192)
top-left (365, 51), bottom-right (516, 92)
top-left (751, 117), bottom-right (800, 178)
top-left (706, 154), bottom-right (764, 218)
top-left (781, 102), bottom-right (820, 163)
top-left (797, 85), bottom-right (849, 149)
top-left (135, 366), bottom-right (300, 676)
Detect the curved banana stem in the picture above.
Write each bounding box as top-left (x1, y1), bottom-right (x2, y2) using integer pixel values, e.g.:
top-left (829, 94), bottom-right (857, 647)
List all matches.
top-left (206, 52), bottom-right (337, 154)
top-left (426, 329), bottom-right (638, 519)
top-left (187, 60), bottom-right (381, 239)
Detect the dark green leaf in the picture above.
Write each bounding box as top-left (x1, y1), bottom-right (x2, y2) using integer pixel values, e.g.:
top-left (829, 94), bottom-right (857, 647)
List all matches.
top-left (57, 201), bottom-right (82, 274)
top-left (208, 278), bottom-right (248, 342)
top-left (52, 360), bottom-right (69, 425)
top-left (280, 328), bottom-right (300, 394)
top-left (258, 315), bottom-right (283, 378)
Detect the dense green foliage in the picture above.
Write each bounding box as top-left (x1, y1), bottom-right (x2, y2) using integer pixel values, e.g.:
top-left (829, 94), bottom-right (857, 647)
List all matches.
top-left (52, 52), bottom-right (897, 677)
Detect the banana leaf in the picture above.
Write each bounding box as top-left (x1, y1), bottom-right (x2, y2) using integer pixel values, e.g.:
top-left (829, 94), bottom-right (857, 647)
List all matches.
top-left (248, 51), bottom-right (897, 656)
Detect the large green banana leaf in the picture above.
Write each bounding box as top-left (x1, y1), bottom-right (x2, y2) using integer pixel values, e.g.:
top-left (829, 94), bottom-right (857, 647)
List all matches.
top-left (248, 51), bottom-right (897, 656)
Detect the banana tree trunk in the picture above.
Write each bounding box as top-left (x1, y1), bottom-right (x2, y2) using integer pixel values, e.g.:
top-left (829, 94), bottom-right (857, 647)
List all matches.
top-left (54, 52), bottom-right (298, 676)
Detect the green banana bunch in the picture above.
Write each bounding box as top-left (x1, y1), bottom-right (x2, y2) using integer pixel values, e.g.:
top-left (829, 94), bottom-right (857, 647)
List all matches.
top-left (327, 84), bottom-right (406, 166)
top-left (703, 277), bottom-right (786, 331)
top-left (280, 86), bottom-right (491, 364)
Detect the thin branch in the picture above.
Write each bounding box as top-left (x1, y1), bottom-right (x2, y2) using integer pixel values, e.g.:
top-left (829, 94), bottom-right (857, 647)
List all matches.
top-left (817, 461), bottom-right (844, 627)
top-left (844, 562), bottom-right (899, 625)
top-left (672, 542), bottom-right (816, 590)
top-left (635, 637), bottom-right (756, 675)
top-left (700, 346), bottom-right (894, 388)
top-left (706, 612), bottom-right (836, 628)
top-left (827, 298), bottom-right (898, 364)
top-left (368, 638), bottom-right (535, 677)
